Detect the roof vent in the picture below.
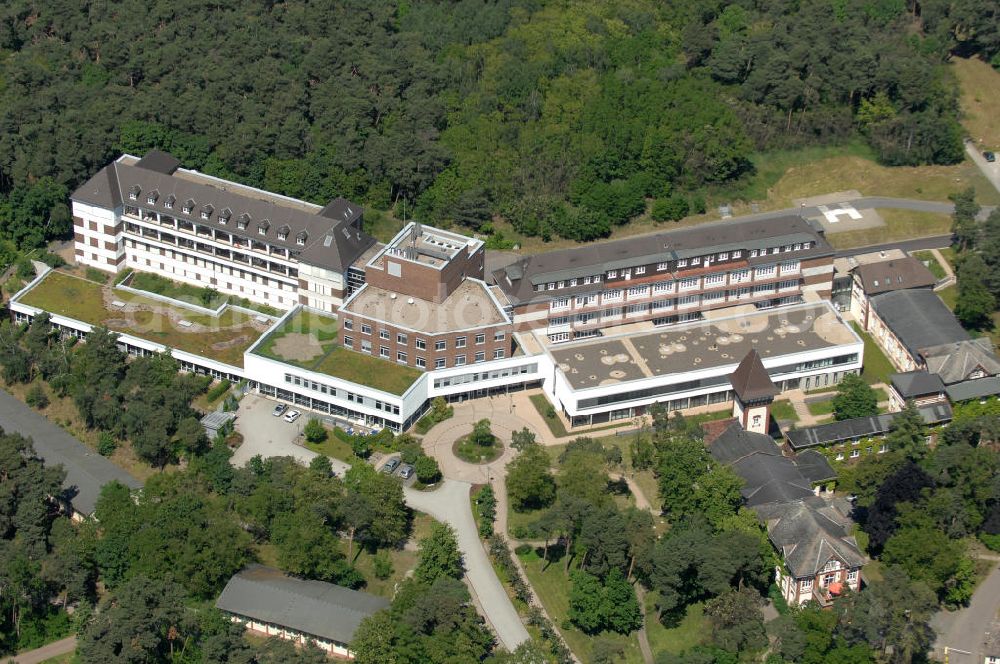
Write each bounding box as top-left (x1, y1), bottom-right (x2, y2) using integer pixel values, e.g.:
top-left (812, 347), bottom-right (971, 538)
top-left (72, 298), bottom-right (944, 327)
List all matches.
top-left (390, 293), bottom-right (397, 300)
top-left (407, 298), bottom-right (414, 305)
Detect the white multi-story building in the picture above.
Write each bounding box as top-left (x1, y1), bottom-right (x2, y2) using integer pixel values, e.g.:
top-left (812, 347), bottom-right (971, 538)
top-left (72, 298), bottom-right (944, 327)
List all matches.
top-left (71, 150), bottom-right (377, 312)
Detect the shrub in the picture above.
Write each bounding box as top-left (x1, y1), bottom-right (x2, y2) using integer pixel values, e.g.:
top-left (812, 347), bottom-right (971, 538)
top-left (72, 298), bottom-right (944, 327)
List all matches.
top-left (651, 193), bottom-right (690, 222)
top-left (414, 455), bottom-right (441, 484)
top-left (470, 419), bottom-right (494, 447)
top-left (475, 485), bottom-right (497, 537)
top-left (373, 551), bottom-right (393, 580)
top-left (304, 418), bottom-right (328, 443)
top-left (414, 396), bottom-right (454, 434)
top-left (25, 384), bottom-right (49, 409)
top-left (205, 379), bottom-right (231, 403)
top-left (39, 251), bottom-right (66, 268)
top-left (97, 431), bottom-right (117, 457)
top-left (351, 436), bottom-right (371, 459)
top-left (15, 257), bottom-right (36, 280)
top-left (85, 266), bottom-right (110, 283)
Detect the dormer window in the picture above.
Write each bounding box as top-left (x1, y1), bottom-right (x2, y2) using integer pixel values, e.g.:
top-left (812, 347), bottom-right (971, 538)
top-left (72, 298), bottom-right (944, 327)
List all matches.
top-left (200, 204), bottom-right (214, 221)
top-left (277, 224), bottom-right (290, 241)
top-left (164, 194), bottom-right (175, 210)
top-left (183, 199), bottom-right (195, 214)
top-left (146, 190), bottom-right (158, 205)
top-left (296, 231), bottom-right (308, 246)
top-left (258, 219), bottom-right (270, 235)
top-left (128, 185), bottom-right (141, 201)
top-left (237, 213), bottom-right (250, 230)
top-left (219, 208), bottom-right (231, 225)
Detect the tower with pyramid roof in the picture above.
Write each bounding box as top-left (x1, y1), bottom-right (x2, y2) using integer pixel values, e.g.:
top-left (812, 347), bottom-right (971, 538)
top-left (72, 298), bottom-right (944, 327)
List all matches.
top-left (729, 349), bottom-right (779, 434)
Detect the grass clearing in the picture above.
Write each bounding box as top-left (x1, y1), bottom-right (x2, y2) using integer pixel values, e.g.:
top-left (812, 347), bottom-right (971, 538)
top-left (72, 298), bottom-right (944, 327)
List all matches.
top-left (911, 250), bottom-right (947, 279)
top-left (304, 433), bottom-right (357, 464)
top-left (806, 398), bottom-right (835, 417)
top-left (952, 56), bottom-right (1000, 149)
top-left (770, 399), bottom-right (798, 422)
top-left (826, 209), bottom-right (953, 250)
top-left (18, 270), bottom-right (264, 367)
top-left (527, 392), bottom-right (627, 438)
top-left (517, 547), bottom-right (646, 664)
top-left (643, 595), bottom-right (707, 657)
top-left (453, 434), bottom-right (503, 464)
top-left (850, 322), bottom-right (897, 385)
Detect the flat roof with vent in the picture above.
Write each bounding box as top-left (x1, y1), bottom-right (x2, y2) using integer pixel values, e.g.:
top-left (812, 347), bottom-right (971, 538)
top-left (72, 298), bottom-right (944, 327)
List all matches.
top-left (369, 221), bottom-right (483, 271)
top-left (548, 302), bottom-right (859, 391)
top-left (342, 279), bottom-right (508, 334)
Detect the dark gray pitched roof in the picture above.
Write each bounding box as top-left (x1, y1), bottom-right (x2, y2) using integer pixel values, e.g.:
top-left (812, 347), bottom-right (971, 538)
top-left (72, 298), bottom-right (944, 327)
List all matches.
top-left (921, 337), bottom-right (1000, 384)
top-left (216, 565), bottom-right (389, 645)
top-left (785, 403), bottom-right (953, 450)
top-left (708, 422), bottom-right (827, 507)
top-left (0, 390), bottom-right (142, 516)
top-left (869, 290), bottom-right (969, 360)
top-left (134, 149), bottom-right (181, 174)
top-left (754, 496), bottom-right (867, 578)
top-left (71, 153), bottom-right (375, 274)
top-left (945, 376), bottom-right (1000, 402)
top-left (853, 256), bottom-right (936, 295)
top-left (730, 350), bottom-right (779, 402)
top-left (795, 450), bottom-right (837, 484)
top-left (492, 215), bottom-right (831, 306)
top-left (890, 371), bottom-right (945, 399)
top-left (71, 161), bottom-right (124, 209)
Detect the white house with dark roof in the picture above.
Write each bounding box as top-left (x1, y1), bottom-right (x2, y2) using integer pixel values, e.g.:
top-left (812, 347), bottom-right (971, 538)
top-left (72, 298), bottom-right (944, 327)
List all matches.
top-left (215, 565), bottom-right (389, 659)
top-left (705, 419), bottom-right (865, 606)
top-left (71, 151), bottom-right (376, 312)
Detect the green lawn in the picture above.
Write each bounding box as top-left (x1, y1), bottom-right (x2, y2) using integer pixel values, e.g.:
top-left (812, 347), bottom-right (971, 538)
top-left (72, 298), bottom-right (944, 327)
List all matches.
top-left (128, 270), bottom-right (228, 308)
top-left (850, 322), bottom-right (896, 385)
top-left (254, 308), bottom-right (421, 395)
top-left (304, 432), bottom-right (357, 463)
top-left (911, 250), bottom-right (947, 279)
top-left (826, 209), bottom-right (953, 250)
top-left (770, 399), bottom-right (798, 422)
top-left (806, 398), bottom-right (835, 417)
top-left (453, 434), bottom-right (503, 464)
top-left (517, 546), bottom-right (646, 664)
top-left (643, 595), bottom-right (708, 657)
top-left (19, 270), bottom-right (264, 366)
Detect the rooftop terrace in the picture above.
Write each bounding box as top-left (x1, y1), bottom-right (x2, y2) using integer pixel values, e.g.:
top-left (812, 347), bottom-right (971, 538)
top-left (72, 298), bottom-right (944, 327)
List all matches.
top-left (252, 308), bottom-right (422, 395)
top-left (343, 280), bottom-right (507, 334)
top-left (17, 270), bottom-right (268, 367)
top-left (548, 303), bottom-right (858, 391)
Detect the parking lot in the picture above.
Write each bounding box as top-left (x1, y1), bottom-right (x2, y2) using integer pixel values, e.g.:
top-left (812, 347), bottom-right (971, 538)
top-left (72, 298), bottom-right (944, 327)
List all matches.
top-left (229, 394), bottom-right (415, 484)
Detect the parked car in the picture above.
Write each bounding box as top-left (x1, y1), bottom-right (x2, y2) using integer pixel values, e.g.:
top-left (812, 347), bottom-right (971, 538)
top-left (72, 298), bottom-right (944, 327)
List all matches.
top-left (398, 464), bottom-right (414, 480)
top-left (272, 403), bottom-right (288, 417)
top-left (283, 409), bottom-right (301, 423)
top-left (382, 458), bottom-right (401, 474)
top-left (985, 151), bottom-right (996, 163)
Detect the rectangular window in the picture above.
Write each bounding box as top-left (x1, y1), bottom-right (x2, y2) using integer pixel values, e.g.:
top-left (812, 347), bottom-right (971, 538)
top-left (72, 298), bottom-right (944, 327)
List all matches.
top-left (456, 336), bottom-right (467, 348)
top-left (657, 262), bottom-right (669, 271)
top-left (733, 250), bottom-right (742, 258)
top-left (343, 319), bottom-right (353, 330)
top-left (380, 346), bottom-right (390, 358)
top-left (397, 333), bottom-right (408, 345)
top-left (397, 352), bottom-right (408, 364)
top-left (607, 270), bottom-right (617, 278)
top-left (494, 348), bottom-right (505, 359)
top-left (416, 338), bottom-right (427, 350)
top-left (718, 252), bottom-right (728, 261)
top-left (691, 257), bottom-right (701, 265)
top-left (475, 351), bottom-right (486, 363)
top-left (677, 259), bottom-right (688, 268)
top-left (635, 266), bottom-right (646, 275)
top-left (801, 579), bottom-right (813, 591)
top-left (416, 357), bottom-right (426, 368)
top-left (475, 333), bottom-right (486, 345)
top-left (569, 278), bottom-right (577, 287)
top-left (379, 329), bottom-right (390, 340)
top-left (455, 355), bottom-right (467, 366)
top-left (434, 358), bottom-right (446, 369)
top-left (494, 331), bottom-right (506, 342)
top-left (435, 340), bottom-right (447, 351)
top-left (361, 324), bottom-right (372, 335)
top-left (847, 570), bottom-right (858, 582)
top-left (750, 249), bottom-right (758, 258)
top-left (583, 276), bottom-right (592, 285)
top-left (361, 340), bottom-right (372, 353)
top-left (850, 449), bottom-right (860, 458)
top-left (344, 335), bottom-right (353, 348)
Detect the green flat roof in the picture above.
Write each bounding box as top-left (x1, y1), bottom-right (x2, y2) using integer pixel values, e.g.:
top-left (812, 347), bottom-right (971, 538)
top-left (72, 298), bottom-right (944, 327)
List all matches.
top-left (18, 270), bottom-right (266, 367)
top-left (252, 308), bottom-right (422, 396)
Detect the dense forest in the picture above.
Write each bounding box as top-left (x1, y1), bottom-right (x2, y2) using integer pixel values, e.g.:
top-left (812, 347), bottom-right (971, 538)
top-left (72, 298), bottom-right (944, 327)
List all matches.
top-left (0, 0), bottom-right (998, 248)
